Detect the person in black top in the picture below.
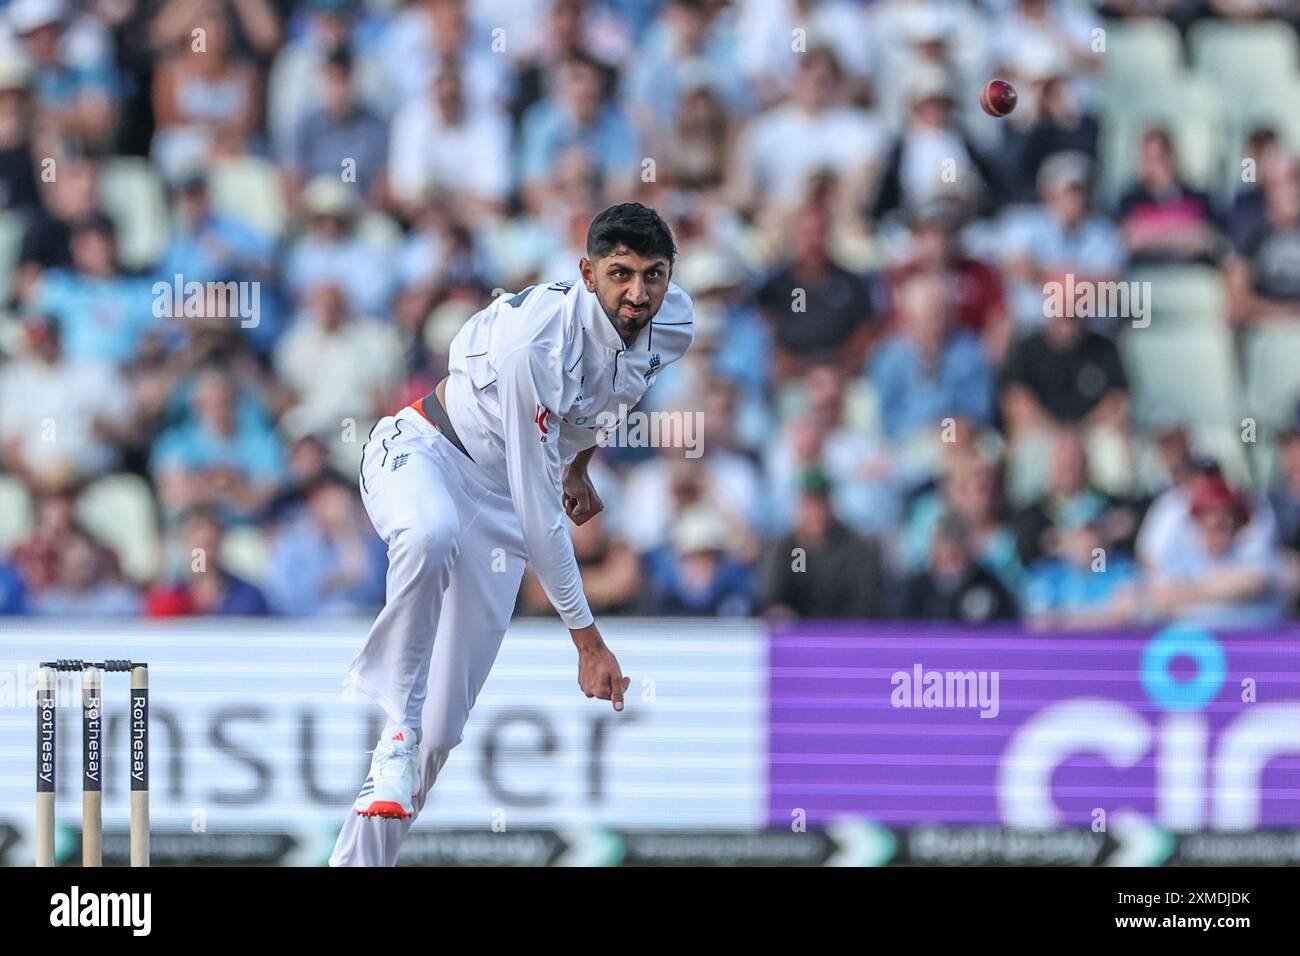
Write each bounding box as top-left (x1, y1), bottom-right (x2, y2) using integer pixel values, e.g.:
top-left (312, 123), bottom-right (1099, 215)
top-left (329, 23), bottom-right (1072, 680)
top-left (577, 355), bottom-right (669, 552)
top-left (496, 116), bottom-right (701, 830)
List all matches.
top-left (901, 512), bottom-right (1017, 622)
top-left (1116, 127), bottom-right (1221, 267)
top-left (1000, 308), bottom-right (1129, 441)
top-left (761, 469), bottom-right (887, 620)
top-left (755, 203), bottom-right (874, 381)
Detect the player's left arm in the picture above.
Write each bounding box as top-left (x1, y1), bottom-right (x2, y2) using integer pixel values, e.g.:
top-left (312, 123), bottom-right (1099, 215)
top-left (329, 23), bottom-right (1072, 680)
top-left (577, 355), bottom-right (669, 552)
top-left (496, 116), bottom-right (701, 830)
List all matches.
top-left (562, 446), bottom-right (603, 526)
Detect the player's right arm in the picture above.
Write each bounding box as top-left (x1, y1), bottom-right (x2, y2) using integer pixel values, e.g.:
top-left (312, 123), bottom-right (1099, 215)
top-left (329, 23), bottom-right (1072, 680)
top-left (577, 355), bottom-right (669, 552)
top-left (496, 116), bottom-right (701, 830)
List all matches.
top-left (495, 346), bottom-right (629, 710)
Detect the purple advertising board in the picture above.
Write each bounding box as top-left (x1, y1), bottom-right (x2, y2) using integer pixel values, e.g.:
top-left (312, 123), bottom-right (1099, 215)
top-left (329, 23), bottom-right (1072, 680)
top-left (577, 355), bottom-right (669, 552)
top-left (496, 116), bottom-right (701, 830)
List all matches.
top-left (769, 623), bottom-right (1300, 830)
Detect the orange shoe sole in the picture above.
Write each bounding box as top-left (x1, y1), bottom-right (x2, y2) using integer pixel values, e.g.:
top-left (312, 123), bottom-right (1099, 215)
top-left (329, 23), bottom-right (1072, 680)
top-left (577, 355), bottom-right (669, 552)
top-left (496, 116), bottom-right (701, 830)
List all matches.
top-left (354, 800), bottom-right (413, 819)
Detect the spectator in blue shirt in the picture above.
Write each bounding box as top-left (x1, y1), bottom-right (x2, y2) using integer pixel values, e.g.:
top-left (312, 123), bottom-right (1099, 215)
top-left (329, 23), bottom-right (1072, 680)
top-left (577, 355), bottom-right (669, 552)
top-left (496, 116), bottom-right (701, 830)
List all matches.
top-left (0, 560), bottom-right (28, 614)
top-left (9, 0), bottom-right (119, 149)
top-left (1022, 494), bottom-right (1139, 630)
top-left (31, 213), bottom-right (158, 365)
top-left (871, 271), bottom-right (995, 443)
top-left (159, 169), bottom-right (284, 352)
top-left (519, 52), bottom-right (639, 212)
top-left (151, 363), bottom-right (285, 524)
top-left (639, 505), bottom-right (755, 616)
top-left (262, 471), bottom-right (387, 616)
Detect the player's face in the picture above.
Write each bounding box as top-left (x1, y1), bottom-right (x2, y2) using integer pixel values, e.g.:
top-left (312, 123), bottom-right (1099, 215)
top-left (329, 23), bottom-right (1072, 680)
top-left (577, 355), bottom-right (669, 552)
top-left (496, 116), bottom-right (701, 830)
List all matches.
top-left (582, 245), bottom-right (671, 340)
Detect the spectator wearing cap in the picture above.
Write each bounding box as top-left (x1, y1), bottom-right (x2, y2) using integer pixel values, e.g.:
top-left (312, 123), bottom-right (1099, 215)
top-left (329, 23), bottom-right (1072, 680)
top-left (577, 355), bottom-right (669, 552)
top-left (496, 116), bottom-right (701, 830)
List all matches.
top-left (872, 63), bottom-right (999, 219)
top-left (388, 58), bottom-right (510, 222)
top-left (622, 450), bottom-right (763, 560)
top-left (756, 202), bottom-right (876, 381)
top-left (1225, 151), bottom-right (1300, 324)
top-left (150, 2), bottom-right (263, 180)
top-left (1142, 473), bottom-right (1284, 626)
top-left (519, 51), bottom-right (639, 213)
top-left (0, 311), bottom-right (137, 489)
top-left (871, 271), bottom-right (995, 445)
top-left (151, 362), bottom-right (285, 524)
top-left (639, 504), bottom-right (756, 616)
top-left (1021, 494), bottom-right (1139, 630)
top-left (262, 470), bottom-right (387, 616)
top-left (1117, 127), bottom-right (1221, 268)
top-left (1136, 457), bottom-right (1277, 575)
top-left (733, 46), bottom-right (882, 221)
top-left (32, 529), bottom-right (139, 616)
top-left (26, 212), bottom-right (158, 364)
top-left (8, 0), bottom-right (119, 148)
top-left (142, 506), bottom-right (269, 616)
top-left (0, 50), bottom-right (41, 216)
top-left (888, 195), bottom-right (1010, 359)
top-left (1001, 151), bottom-right (1124, 331)
top-left (284, 45), bottom-right (388, 211)
top-left (901, 511), bottom-right (1018, 622)
top-left (760, 468), bottom-right (887, 620)
top-left (283, 174), bottom-right (394, 316)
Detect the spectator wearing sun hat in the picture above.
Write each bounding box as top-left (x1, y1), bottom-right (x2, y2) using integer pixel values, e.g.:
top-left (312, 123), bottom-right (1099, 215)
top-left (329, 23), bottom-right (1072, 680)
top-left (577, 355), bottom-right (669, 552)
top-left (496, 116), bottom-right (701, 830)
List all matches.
top-left (1141, 473), bottom-right (1285, 627)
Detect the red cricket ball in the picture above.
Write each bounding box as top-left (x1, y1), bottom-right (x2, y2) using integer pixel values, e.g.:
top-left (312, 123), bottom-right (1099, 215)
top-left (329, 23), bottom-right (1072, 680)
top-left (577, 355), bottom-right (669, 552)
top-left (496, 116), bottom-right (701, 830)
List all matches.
top-left (979, 78), bottom-right (1018, 117)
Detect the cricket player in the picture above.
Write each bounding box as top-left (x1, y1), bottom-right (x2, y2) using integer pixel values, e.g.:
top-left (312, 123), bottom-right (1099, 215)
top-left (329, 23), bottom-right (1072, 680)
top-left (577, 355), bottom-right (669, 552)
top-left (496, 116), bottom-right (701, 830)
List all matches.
top-left (330, 203), bottom-right (694, 866)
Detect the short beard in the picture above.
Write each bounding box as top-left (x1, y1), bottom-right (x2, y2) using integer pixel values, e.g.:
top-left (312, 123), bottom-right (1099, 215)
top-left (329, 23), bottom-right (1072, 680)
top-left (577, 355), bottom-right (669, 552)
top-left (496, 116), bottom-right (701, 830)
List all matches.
top-left (602, 300), bottom-right (653, 340)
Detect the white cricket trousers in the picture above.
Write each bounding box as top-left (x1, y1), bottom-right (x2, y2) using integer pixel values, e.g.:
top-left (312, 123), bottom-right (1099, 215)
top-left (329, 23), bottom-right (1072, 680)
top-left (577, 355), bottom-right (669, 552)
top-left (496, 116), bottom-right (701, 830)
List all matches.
top-left (330, 406), bottom-right (527, 866)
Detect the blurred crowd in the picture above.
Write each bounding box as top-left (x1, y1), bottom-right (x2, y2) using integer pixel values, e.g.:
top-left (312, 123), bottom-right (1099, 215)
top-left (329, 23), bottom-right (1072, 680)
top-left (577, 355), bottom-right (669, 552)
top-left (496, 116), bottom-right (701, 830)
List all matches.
top-left (1, 0), bottom-right (1299, 627)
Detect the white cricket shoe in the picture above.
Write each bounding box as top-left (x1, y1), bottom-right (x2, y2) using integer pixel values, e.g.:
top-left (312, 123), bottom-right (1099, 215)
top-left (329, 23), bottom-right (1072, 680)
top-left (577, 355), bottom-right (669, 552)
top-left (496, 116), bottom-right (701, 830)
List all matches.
top-left (352, 724), bottom-right (420, 819)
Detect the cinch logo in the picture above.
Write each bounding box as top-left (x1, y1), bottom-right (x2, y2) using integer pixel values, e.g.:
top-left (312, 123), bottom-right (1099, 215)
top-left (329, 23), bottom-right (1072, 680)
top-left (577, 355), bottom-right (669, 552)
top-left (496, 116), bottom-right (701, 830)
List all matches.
top-left (1000, 625), bottom-right (1299, 831)
top-left (50, 886), bottom-right (151, 936)
top-left (534, 405), bottom-right (550, 435)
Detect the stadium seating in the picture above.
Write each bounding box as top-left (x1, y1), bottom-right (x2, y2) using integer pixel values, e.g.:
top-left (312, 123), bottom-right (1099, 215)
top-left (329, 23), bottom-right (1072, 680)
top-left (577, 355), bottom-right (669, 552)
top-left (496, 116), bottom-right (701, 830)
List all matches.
top-left (74, 473), bottom-right (161, 584)
top-left (1188, 20), bottom-right (1300, 98)
top-left (99, 157), bottom-right (171, 270)
top-left (1244, 323), bottom-right (1300, 433)
top-left (1119, 325), bottom-right (1242, 430)
top-left (1100, 18), bottom-right (1185, 92)
top-left (1128, 265), bottom-right (1229, 332)
top-left (209, 156), bottom-right (288, 239)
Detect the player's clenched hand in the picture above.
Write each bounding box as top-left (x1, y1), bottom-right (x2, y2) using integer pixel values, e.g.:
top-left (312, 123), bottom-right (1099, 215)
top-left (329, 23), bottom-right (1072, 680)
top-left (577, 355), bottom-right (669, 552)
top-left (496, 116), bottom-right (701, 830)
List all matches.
top-left (571, 624), bottom-right (629, 711)
top-left (562, 464), bottom-right (604, 526)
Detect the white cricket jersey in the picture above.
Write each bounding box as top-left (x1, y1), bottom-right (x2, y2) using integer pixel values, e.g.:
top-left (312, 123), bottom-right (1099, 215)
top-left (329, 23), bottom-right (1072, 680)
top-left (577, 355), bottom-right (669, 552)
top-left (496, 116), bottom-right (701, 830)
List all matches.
top-left (442, 279), bottom-right (695, 628)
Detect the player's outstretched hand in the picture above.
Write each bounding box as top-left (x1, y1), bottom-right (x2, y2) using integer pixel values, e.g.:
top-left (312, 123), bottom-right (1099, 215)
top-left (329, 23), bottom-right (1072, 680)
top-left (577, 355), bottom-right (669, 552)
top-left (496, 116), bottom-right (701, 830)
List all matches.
top-left (571, 623), bottom-right (629, 711)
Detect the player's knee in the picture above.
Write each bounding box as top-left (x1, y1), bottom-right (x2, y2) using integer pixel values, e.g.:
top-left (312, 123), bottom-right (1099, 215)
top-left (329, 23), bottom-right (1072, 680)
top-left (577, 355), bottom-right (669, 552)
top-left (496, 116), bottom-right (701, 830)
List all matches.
top-left (400, 510), bottom-right (460, 563)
